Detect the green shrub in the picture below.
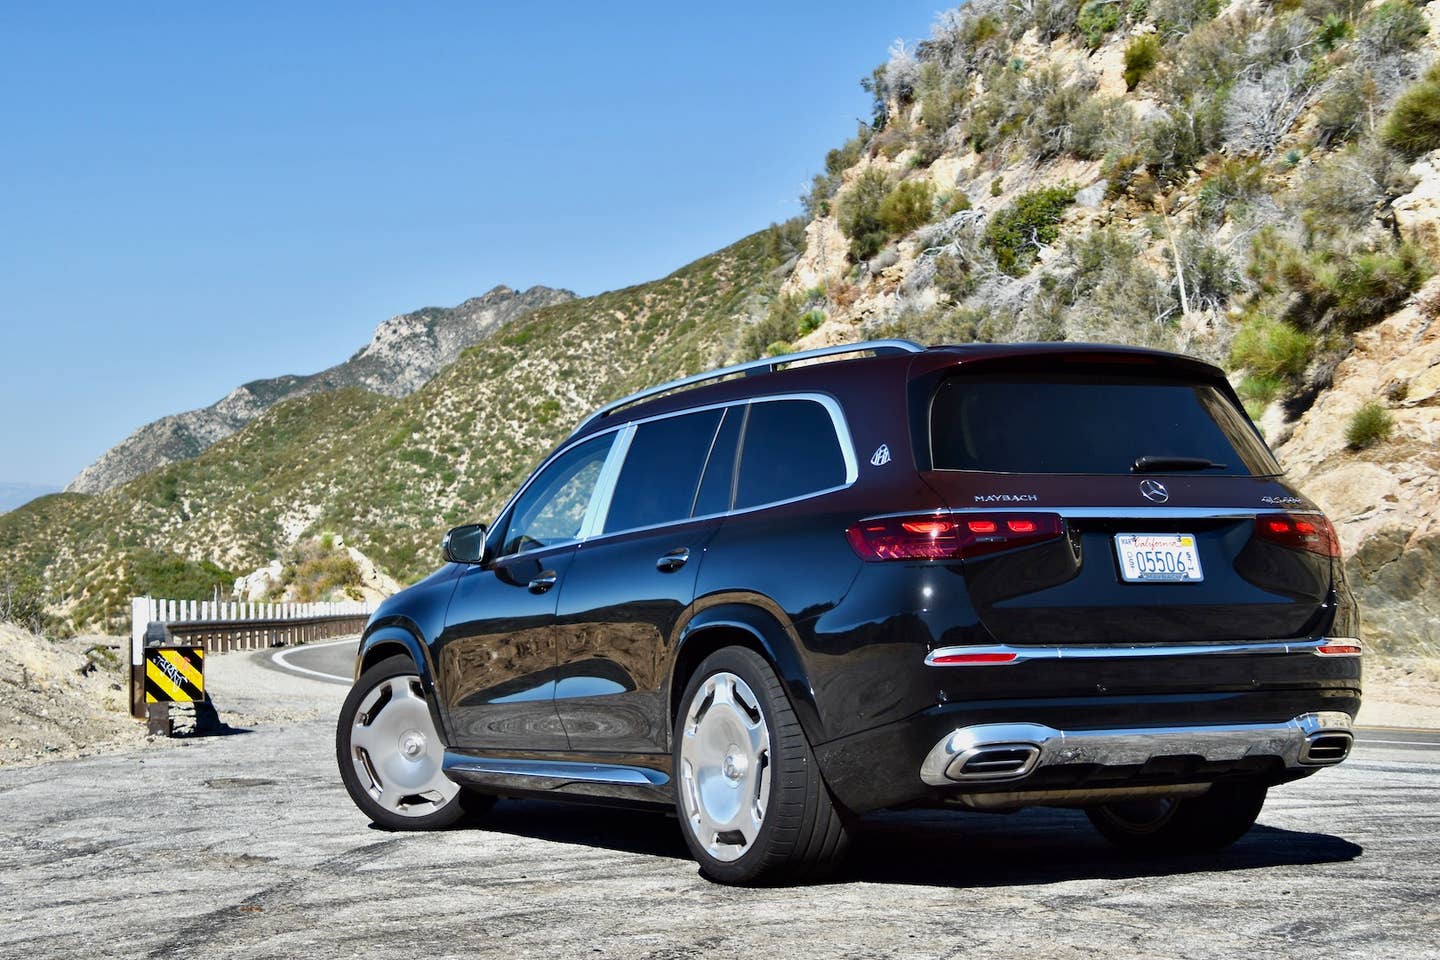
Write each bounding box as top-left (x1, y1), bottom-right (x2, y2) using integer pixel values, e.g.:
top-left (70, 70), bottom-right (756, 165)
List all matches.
top-left (932, 251), bottom-right (977, 301)
top-left (0, 573), bottom-right (48, 634)
top-left (1145, 98), bottom-right (1226, 184)
top-left (1123, 34), bottom-right (1162, 91)
top-left (1345, 400), bottom-right (1395, 449)
top-left (1382, 64), bottom-right (1440, 159)
top-left (1196, 157), bottom-right (1267, 224)
top-left (1315, 67), bottom-right (1376, 147)
top-left (1078, 0), bottom-right (1123, 49)
top-left (797, 309), bottom-right (826, 337)
top-left (1238, 374), bottom-right (1286, 409)
top-left (1324, 245), bottom-right (1431, 328)
top-left (942, 191), bottom-right (972, 216)
top-left (836, 168), bottom-right (892, 261)
top-left (878, 180), bottom-right (936, 235)
top-left (984, 185), bottom-right (1078, 276)
top-left (1151, 0), bottom-right (1221, 37)
top-left (991, 176), bottom-right (1005, 197)
top-left (743, 295), bottom-right (804, 359)
top-left (1357, 0), bottom-right (1429, 54)
top-left (1229, 316), bottom-right (1316, 379)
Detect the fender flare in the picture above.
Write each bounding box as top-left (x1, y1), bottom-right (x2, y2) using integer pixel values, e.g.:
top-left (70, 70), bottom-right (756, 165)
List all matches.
top-left (671, 599), bottom-right (825, 747)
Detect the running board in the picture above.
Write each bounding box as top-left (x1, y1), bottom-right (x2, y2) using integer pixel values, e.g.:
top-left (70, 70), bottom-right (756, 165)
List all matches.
top-left (442, 752), bottom-right (673, 804)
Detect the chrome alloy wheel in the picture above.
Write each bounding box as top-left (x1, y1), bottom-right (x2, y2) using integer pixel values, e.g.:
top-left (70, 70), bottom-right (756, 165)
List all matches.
top-left (348, 675), bottom-right (459, 817)
top-left (678, 671), bottom-right (772, 862)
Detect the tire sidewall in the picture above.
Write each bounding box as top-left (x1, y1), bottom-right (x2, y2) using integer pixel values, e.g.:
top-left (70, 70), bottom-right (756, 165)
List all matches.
top-left (672, 647), bottom-right (793, 883)
top-left (336, 654), bottom-right (470, 831)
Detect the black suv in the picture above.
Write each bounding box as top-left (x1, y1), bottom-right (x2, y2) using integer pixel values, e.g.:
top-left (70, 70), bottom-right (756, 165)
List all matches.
top-left (337, 339), bottom-right (1361, 884)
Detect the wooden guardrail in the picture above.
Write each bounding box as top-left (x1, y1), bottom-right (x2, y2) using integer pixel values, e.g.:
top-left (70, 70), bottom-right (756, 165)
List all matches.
top-left (128, 595), bottom-right (377, 718)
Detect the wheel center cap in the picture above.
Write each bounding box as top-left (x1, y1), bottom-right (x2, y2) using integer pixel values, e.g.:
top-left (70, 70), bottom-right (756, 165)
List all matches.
top-left (723, 750), bottom-right (747, 782)
top-left (400, 730), bottom-right (426, 759)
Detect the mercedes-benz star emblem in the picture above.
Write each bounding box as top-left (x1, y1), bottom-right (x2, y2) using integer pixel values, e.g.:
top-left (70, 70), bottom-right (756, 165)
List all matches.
top-left (1139, 479), bottom-right (1170, 503)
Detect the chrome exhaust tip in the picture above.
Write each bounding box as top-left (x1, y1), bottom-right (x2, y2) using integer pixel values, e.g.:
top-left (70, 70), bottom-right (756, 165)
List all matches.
top-left (1300, 731), bottom-right (1353, 765)
top-left (947, 743), bottom-right (1041, 781)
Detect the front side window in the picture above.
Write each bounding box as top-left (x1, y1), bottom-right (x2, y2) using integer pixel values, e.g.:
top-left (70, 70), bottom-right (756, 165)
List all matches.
top-left (734, 399), bottom-right (848, 509)
top-left (603, 408), bottom-right (724, 534)
top-left (498, 434), bottom-right (614, 555)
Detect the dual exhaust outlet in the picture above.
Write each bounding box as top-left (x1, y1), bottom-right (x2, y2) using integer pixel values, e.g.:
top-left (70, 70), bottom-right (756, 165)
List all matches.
top-left (921, 713), bottom-right (1355, 786)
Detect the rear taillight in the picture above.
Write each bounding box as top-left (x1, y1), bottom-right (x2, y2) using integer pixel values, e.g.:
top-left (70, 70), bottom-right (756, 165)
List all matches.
top-left (845, 513), bottom-right (1064, 561)
top-left (1254, 513), bottom-right (1341, 558)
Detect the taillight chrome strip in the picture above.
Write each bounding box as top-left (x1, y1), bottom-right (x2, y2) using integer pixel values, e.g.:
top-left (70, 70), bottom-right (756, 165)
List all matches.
top-left (925, 637), bottom-right (1362, 666)
top-left (863, 506), bottom-right (1317, 522)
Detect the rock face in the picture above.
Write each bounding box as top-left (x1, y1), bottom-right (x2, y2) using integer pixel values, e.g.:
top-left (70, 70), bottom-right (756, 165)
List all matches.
top-left (66, 285), bottom-right (573, 494)
top-left (1273, 284), bottom-right (1440, 652)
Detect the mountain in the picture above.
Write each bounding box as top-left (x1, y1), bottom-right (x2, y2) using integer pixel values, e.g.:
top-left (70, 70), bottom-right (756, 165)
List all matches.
top-left (0, 483), bottom-right (58, 515)
top-left (5, 0), bottom-right (1438, 650)
top-left (0, 228), bottom-right (799, 630)
top-left (64, 284), bottom-right (574, 494)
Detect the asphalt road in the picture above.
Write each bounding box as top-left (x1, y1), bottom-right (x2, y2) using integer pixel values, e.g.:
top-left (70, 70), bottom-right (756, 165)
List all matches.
top-left (1, 646), bottom-right (1436, 960)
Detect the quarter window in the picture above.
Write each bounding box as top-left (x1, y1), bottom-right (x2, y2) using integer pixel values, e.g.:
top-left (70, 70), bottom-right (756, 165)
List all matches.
top-left (603, 409), bottom-right (724, 533)
top-left (499, 434), bottom-right (614, 555)
top-left (734, 399), bottom-right (847, 509)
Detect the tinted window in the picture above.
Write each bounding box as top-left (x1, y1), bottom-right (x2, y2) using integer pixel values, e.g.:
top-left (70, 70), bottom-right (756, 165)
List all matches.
top-left (692, 405), bottom-right (743, 517)
top-left (735, 399), bottom-right (848, 509)
top-left (500, 434), bottom-right (613, 555)
top-left (929, 375), bottom-right (1280, 476)
top-left (603, 409), bottom-right (723, 533)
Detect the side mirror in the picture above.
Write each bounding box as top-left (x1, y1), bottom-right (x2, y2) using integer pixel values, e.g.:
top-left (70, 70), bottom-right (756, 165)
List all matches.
top-left (442, 523), bottom-right (489, 564)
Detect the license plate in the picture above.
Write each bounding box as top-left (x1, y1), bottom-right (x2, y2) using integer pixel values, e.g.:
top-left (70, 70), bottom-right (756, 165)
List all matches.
top-left (1114, 533), bottom-right (1204, 583)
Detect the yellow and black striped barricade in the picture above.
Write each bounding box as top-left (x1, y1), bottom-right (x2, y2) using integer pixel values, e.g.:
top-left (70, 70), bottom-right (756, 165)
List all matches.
top-left (144, 644), bottom-right (204, 704)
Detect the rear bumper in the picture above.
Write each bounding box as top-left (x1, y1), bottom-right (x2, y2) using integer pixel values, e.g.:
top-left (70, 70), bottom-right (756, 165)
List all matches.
top-left (919, 711), bottom-right (1353, 787)
top-left (811, 639), bottom-right (1361, 814)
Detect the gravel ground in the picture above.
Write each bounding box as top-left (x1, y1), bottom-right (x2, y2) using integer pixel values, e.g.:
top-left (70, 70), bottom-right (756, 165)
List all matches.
top-left (0, 642), bottom-right (1437, 960)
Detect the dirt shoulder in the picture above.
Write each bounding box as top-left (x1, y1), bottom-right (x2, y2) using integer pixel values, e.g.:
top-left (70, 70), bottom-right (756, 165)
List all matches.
top-left (1357, 656), bottom-right (1440, 728)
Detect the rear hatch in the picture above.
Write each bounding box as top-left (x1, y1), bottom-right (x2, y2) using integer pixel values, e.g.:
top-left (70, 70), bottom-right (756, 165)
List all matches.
top-left (911, 356), bottom-right (1340, 645)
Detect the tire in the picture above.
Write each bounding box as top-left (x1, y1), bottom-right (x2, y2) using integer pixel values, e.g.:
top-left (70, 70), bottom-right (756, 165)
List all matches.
top-left (673, 646), bottom-right (850, 885)
top-left (1086, 782), bottom-right (1268, 854)
top-left (336, 654), bottom-right (493, 830)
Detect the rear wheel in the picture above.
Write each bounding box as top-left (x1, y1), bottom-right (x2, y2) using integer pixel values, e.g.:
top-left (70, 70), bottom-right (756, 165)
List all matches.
top-left (1086, 782), bottom-right (1268, 853)
top-left (673, 647), bottom-right (850, 885)
top-left (336, 654), bottom-right (492, 830)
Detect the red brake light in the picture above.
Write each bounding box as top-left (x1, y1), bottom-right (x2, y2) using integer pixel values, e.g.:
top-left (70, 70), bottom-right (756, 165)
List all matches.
top-left (1255, 513), bottom-right (1341, 558)
top-left (846, 513), bottom-right (1064, 561)
top-left (929, 651), bottom-right (1019, 665)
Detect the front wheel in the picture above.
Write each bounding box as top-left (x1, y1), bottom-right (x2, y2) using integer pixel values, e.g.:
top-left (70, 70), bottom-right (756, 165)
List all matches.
top-left (336, 654), bottom-right (492, 830)
top-left (673, 647), bottom-right (850, 885)
top-left (1086, 782), bottom-right (1268, 854)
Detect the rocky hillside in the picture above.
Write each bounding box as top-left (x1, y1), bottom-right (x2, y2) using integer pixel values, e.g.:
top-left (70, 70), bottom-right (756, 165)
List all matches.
top-left (4, 0), bottom-right (1438, 652)
top-left (66, 284), bottom-right (573, 493)
top-left (0, 228), bottom-right (798, 631)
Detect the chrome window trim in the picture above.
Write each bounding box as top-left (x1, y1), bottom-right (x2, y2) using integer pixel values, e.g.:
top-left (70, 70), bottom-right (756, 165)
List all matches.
top-left (925, 637), bottom-right (1362, 666)
top-left (499, 392), bottom-right (858, 548)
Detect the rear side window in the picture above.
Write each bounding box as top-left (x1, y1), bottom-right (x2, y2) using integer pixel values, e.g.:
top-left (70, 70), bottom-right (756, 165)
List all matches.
top-left (692, 406), bottom-right (743, 517)
top-left (735, 399), bottom-right (848, 509)
top-left (929, 375), bottom-right (1280, 476)
top-left (603, 409), bottom-right (724, 533)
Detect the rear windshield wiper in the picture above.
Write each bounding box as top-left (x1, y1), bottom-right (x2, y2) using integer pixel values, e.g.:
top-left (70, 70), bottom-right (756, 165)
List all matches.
top-left (1132, 455), bottom-right (1229, 473)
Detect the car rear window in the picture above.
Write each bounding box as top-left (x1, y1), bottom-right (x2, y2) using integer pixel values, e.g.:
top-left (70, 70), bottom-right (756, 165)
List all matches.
top-left (929, 375), bottom-right (1280, 476)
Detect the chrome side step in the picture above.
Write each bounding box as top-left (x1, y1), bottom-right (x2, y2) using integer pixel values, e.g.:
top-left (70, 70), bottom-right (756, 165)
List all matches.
top-left (442, 752), bottom-right (673, 804)
top-left (920, 712), bottom-right (1355, 786)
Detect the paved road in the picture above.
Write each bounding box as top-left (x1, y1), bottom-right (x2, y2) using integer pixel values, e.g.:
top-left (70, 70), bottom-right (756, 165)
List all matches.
top-left (1, 649), bottom-right (1436, 960)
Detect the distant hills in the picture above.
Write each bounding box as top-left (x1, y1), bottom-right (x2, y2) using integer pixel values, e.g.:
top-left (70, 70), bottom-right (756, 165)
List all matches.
top-left (65, 284), bottom-right (573, 493)
top-left (0, 483), bottom-right (58, 515)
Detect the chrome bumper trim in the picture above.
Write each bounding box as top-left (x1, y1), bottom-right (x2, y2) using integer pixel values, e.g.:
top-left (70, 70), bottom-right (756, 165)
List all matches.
top-left (919, 712), bottom-right (1355, 786)
top-left (925, 637), bottom-right (1362, 666)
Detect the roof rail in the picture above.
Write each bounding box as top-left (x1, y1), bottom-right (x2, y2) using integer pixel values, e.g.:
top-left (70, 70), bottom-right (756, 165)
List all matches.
top-left (573, 339), bottom-right (924, 434)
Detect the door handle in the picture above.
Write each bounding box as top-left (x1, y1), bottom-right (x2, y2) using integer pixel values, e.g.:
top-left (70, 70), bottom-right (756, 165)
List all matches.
top-left (528, 571), bottom-right (558, 594)
top-left (655, 548), bottom-right (690, 572)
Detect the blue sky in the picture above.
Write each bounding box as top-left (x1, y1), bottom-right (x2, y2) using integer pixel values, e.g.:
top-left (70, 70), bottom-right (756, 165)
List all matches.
top-left (0, 2), bottom-right (941, 489)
